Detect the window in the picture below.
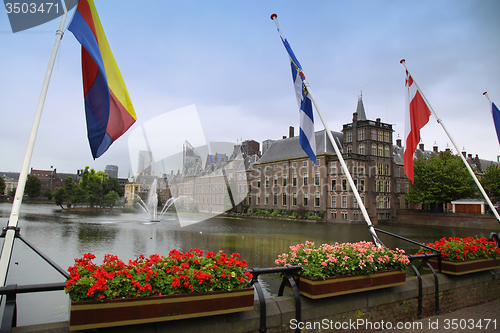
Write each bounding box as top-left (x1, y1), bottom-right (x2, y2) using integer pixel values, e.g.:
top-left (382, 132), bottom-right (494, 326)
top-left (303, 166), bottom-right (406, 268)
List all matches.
top-left (303, 161), bottom-right (308, 167)
top-left (358, 144), bottom-right (365, 155)
top-left (274, 176), bottom-right (278, 187)
top-left (378, 181), bottom-right (384, 192)
top-left (346, 131), bottom-right (352, 142)
top-left (331, 195), bottom-right (336, 208)
top-left (377, 196), bottom-right (384, 208)
top-left (341, 196), bottom-right (347, 208)
top-left (385, 146), bottom-right (390, 157)
top-left (378, 164), bottom-right (384, 175)
top-left (331, 163), bottom-right (337, 175)
top-left (315, 192), bottom-right (320, 207)
top-left (359, 163), bottom-right (365, 175)
top-left (342, 179), bottom-right (347, 191)
top-left (303, 192), bottom-right (308, 206)
top-left (385, 181), bottom-right (391, 193)
top-left (359, 179), bottom-right (365, 192)
top-left (378, 145), bottom-right (383, 156)
top-left (315, 159), bottom-right (320, 166)
top-left (342, 213), bottom-right (348, 220)
top-left (371, 130), bottom-right (377, 140)
top-left (273, 193), bottom-right (278, 205)
top-left (372, 144), bottom-right (377, 155)
top-left (358, 129), bottom-right (365, 141)
top-left (283, 175), bottom-right (287, 186)
top-left (293, 174), bottom-right (297, 187)
top-left (384, 132), bottom-right (390, 142)
top-left (378, 131), bottom-right (383, 141)
top-left (315, 172), bottom-right (320, 186)
top-left (292, 193), bottom-right (297, 206)
top-left (347, 145), bottom-right (352, 154)
top-left (353, 196), bottom-right (358, 208)
top-left (283, 164), bottom-right (287, 170)
top-left (265, 166), bottom-right (270, 171)
top-left (386, 197), bottom-right (391, 208)
top-left (265, 193), bottom-right (269, 205)
top-left (282, 193), bottom-right (287, 206)
top-left (293, 162), bottom-right (297, 168)
top-left (331, 179), bottom-right (336, 191)
top-left (274, 165), bottom-right (278, 171)
top-left (257, 193), bottom-right (261, 205)
top-left (385, 164), bottom-right (390, 176)
top-left (265, 176), bottom-right (269, 188)
top-left (353, 162), bottom-right (358, 174)
top-left (303, 173), bottom-right (308, 186)
top-left (396, 166), bottom-right (400, 177)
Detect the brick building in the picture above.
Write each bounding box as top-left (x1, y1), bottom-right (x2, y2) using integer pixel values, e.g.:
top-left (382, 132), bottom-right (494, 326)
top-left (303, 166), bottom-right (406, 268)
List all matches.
top-left (250, 97), bottom-right (404, 222)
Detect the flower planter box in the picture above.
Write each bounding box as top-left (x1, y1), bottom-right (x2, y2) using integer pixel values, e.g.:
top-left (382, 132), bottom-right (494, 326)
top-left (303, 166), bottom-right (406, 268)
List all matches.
top-left (69, 287), bottom-right (254, 331)
top-left (426, 258), bottom-right (500, 275)
top-left (292, 270), bottom-right (406, 299)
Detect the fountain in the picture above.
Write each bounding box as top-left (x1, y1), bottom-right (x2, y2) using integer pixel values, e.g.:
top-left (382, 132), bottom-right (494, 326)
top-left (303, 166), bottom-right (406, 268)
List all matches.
top-left (134, 179), bottom-right (159, 221)
top-left (134, 179), bottom-right (193, 222)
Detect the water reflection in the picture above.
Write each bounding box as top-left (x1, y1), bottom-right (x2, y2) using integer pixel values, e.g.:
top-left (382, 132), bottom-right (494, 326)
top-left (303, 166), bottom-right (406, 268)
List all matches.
top-left (0, 202), bottom-right (492, 327)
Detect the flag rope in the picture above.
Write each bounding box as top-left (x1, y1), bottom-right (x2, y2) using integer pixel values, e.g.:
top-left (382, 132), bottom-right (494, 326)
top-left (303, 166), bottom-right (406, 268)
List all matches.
top-left (401, 60), bottom-right (500, 224)
top-left (271, 14), bottom-right (385, 248)
top-left (0, 7), bottom-right (70, 287)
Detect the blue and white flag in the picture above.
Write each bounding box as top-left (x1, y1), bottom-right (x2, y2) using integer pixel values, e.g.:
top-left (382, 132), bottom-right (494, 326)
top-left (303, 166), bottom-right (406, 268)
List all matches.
top-left (491, 100), bottom-right (500, 145)
top-left (279, 36), bottom-right (316, 163)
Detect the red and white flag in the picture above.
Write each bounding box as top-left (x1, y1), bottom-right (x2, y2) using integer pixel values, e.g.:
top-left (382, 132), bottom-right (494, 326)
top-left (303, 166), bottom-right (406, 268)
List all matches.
top-left (404, 71), bottom-right (431, 183)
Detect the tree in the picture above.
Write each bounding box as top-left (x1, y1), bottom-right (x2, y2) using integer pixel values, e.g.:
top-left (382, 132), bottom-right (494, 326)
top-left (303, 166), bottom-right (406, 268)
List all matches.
top-left (0, 177), bottom-right (5, 195)
top-left (480, 163), bottom-right (500, 204)
top-left (103, 177), bottom-right (124, 197)
top-left (78, 167), bottom-right (103, 207)
top-left (406, 150), bottom-right (477, 209)
top-left (44, 188), bottom-right (53, 201)
top-left (103, 190), bottom-right (120, 211)
top-left (25, 175), bottom-right (42, 198)
top-left (54, 188), bottom-right (66, 209)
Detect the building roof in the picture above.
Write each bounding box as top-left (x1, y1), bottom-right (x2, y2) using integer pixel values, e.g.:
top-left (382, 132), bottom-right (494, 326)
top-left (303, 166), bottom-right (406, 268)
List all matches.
top-left (256, 129), bottom-right (343, 163)
top-left (356, 96), bottom-right (367, 121)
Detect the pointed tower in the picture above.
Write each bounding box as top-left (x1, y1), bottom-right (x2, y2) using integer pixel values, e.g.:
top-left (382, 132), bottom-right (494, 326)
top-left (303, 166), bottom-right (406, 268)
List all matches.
top-left (356, 92), bottom-right (367, 121)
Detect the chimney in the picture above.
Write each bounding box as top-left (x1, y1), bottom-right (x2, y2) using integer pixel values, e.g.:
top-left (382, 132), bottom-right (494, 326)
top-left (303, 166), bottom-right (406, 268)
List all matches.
top-left (419, 143), bottom-right (424, 151)
top-left (282, 136), bottom-right (287, 139)
top-left (433, 145), bottom-right (438, 153)
top-left (497, 156), bottom-right (500, 163)
top-left (462, 151), bottom-right (466, 158)
top-left (468, 154), bottom-right (473, 159)
top-left (376, 118), bottom-right (381, 123)
top-left (396, 138), bottom-right (402, 148)
top-left (353, 113), bottom-right (358, 122)
top-left (289, 126), bottom-right (294, 138)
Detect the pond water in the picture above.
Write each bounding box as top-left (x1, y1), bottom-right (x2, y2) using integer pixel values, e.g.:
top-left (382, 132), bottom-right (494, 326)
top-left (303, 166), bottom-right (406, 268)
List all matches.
top-left (0, 202), bottom-right (490, 326)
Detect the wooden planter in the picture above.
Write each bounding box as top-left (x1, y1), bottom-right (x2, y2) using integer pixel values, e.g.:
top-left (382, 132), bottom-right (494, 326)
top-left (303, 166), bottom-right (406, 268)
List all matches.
top-left (69, 287), bottom-right (254, 331)
top-left (427, 257), bottom-right (500, 275)
top-left (293, 270), bottom-right (406, 299)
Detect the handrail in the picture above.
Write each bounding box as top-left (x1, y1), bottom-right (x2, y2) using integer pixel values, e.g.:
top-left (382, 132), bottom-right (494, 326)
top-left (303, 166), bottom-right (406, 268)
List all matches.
top-left (374, 227), bottom-right (441, 318)
top-left (245, 266), bottom-right (303, 333)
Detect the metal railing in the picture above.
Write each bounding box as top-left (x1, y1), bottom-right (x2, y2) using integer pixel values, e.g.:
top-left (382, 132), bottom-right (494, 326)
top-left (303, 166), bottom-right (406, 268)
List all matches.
top-left (0, 226), bottom-right (69, 333)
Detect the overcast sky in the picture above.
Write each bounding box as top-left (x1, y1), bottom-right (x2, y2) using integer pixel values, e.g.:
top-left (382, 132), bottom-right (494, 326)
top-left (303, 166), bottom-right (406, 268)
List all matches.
top-left (1, 0), bottom-right (500, 178)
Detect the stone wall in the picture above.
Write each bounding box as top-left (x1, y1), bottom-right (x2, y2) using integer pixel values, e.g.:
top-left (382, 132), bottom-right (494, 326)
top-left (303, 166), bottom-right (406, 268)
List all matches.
top-left (12, 269), bottom-right (500, 333)
top-left (393, 209), bottom-right (500, 230)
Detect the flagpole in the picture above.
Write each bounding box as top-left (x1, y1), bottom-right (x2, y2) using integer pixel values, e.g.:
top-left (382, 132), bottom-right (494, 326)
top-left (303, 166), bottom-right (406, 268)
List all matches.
top-left (400, 60), bottom-right (500, 224)
top-left (271, 14), bottom-right (385, 248)
top-left (0, 7), bottom-right (70, 287)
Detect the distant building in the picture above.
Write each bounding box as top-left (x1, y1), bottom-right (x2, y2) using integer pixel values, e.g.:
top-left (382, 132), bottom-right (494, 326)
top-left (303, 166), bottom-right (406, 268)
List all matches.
top-left (242, 140), bottom-right (260, 157)
top-left (138, 150), bottom-right (153, 176)
top-left (262, 139), bottom-right (275, 155)
top-left (105, 165), bottom-right (119, 178)
top-left (1, 174), bottom-right (17, 196)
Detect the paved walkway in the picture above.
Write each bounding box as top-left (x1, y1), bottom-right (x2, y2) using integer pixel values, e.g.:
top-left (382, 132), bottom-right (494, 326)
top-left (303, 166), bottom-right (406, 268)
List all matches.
top-left (373, 299), bottom-right (500, 333)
